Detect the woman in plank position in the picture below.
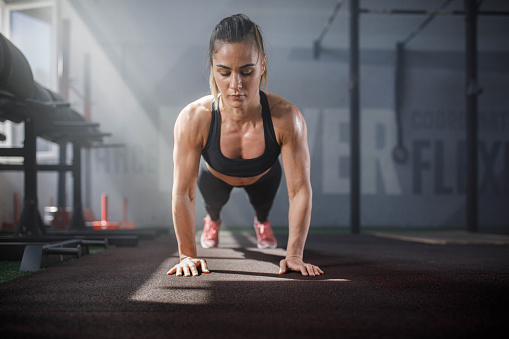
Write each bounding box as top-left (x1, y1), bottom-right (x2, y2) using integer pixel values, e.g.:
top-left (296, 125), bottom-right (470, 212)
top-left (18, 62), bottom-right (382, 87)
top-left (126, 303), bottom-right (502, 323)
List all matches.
top-left (168, 14), bottom-right (323, 277)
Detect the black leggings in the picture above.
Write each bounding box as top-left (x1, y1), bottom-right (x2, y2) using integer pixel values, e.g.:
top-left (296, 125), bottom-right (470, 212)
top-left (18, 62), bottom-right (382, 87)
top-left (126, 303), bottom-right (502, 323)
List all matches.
top-left (197, 161), bottom-right (282, 223)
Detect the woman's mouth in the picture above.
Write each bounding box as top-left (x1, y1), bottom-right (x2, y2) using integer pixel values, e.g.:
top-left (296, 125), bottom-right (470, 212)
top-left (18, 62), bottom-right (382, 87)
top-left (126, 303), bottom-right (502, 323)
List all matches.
top-left (230, 94), bottom-right (244, 100)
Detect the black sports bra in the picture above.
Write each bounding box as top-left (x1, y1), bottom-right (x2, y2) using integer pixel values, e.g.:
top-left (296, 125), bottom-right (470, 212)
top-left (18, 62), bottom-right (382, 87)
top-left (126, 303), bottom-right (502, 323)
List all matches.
top-left (201, 91), bottom-right (281, 178)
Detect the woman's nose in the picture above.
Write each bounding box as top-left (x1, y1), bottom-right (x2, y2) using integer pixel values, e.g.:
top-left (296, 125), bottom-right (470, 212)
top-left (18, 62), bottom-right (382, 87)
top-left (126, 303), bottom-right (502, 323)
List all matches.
top-left (229, 73), bottom-right (242, 89)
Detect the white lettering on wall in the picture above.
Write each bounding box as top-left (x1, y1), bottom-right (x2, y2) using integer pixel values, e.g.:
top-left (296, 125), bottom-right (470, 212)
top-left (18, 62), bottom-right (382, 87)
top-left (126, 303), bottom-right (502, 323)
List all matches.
top-left (303, 108), bottom-right (402, 195)
top-left (322, 108), bottom-right (350, 194)
top-left (362, 109), bottom-right (402, 195)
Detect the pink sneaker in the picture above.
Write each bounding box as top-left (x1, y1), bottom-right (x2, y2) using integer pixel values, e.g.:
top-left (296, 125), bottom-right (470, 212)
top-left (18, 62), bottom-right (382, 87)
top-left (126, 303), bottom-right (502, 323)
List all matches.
top-left (200, 215), bottom-right (221, 248)
top-left (253, 218), bottom-right (277, 249)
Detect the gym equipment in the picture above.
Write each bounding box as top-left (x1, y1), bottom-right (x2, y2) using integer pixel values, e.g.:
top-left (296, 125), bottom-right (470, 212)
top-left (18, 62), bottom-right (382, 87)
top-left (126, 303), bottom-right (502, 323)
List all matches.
top-left (349, 0), bottom-right (360, 234)
top-left (392, 0), bottom-right (455, 164)
top-left (91, 195), bottom-right (136, 230)
top-left (313, 0), bottom-right (345, 59)
top-left (92, 194), bottom-right (120, 230)
top-left (0, 31), bottom-right (110, 234)
top-left (313, 0), bottom-right (492, 233)
top-left (0, 32), bottom-right (162, 269)
top-left (0, 193), bottom-right (20, 231)
top-left (18, 239), bottom-right (108, 272)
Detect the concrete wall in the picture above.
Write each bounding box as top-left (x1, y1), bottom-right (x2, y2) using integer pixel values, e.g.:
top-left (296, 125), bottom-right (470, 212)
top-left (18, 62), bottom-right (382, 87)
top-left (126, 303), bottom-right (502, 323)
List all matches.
top-left (1, 0), bottom-right (508, 230)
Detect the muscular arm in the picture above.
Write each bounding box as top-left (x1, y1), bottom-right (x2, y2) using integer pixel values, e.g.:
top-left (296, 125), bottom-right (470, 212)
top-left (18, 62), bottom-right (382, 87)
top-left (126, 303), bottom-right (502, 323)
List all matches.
top-left (167, 101), bottom-right (210, 276)
top-left (277, 100), bottom-right (323, 276)
top-left (172, 115), bottom-right (200, 260)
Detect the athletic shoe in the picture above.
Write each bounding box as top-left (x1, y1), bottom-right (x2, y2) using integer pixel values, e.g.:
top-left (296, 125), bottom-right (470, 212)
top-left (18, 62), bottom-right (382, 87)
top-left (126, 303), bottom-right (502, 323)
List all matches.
top-left (200, 215), bottom-right (221, 248)
top-left (253, 218), bottom-right (277, 249)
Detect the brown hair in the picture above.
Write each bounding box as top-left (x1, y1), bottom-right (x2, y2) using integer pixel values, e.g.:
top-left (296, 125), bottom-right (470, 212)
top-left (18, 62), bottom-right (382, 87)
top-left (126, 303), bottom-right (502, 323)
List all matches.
top-left (208, 14), bottom-right (268, 103)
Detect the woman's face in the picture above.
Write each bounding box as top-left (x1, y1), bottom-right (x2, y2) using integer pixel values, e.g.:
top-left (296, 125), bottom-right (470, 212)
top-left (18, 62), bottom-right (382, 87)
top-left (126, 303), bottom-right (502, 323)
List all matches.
top-left (212, 41), bottom-right (265, 109)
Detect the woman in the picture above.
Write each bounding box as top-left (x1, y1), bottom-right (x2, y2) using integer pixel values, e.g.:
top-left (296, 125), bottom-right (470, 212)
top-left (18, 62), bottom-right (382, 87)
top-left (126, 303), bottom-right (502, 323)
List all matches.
top-left (167, 14), bottom-right (323, 277)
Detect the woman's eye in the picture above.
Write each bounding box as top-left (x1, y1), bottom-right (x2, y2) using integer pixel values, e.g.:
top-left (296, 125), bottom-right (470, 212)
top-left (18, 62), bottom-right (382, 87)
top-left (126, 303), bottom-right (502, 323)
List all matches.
top-left (219, 71), bottom-right (252, 77)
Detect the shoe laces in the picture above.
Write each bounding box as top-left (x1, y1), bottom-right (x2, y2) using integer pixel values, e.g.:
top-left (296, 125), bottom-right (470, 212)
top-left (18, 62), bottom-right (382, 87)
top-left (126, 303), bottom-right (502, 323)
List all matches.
top-left (204, 218), bottom-right (220, 239)
top-left (255, 220), bottom-right (273, 240)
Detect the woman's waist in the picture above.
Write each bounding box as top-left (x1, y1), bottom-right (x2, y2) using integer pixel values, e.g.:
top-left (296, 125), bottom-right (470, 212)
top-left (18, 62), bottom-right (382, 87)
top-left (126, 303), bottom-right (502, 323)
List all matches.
top-left (205, 163), bottom-right (270, 187)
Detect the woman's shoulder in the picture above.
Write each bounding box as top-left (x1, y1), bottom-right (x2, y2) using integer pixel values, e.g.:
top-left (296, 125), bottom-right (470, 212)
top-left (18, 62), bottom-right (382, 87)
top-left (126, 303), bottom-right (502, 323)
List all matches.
top-left (265, 92), bottom-right (301, 118)
top-left (265, 92), bottom-right (303, 129)
top-left (177, 95), bottom-right (213, 127)
top-left (174, 95), bottom-right (214, 146)
top-left (181, 95), bottom-right (214, 118)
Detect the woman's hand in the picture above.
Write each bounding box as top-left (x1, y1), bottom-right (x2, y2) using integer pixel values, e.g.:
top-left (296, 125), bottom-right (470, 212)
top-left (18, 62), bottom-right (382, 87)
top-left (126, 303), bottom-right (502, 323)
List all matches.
top-left (279, 256), bottom-right (323, 276)
top-left (166, 257), bottom-right (210, 277)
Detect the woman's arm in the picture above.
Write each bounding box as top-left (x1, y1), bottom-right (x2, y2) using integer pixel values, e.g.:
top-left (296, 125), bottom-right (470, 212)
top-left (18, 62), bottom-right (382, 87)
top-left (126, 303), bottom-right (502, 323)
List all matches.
top-left (277, 101), bottom-right (323, 277)
top-left (167, 102), bottom-right (210, 277)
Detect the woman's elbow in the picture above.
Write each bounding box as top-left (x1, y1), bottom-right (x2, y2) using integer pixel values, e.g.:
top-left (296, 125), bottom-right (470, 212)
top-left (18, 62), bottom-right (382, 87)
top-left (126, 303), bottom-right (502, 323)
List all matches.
top-left (288, 182), bottom-right (312, 202)
top-left (172, 188), bottom-right (197, 204)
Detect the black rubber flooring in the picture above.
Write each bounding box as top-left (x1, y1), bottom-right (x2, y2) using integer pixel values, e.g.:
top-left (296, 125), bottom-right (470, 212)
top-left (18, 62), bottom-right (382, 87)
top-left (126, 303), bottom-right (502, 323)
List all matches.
top-left (0, 231), bottom-right (508, 338)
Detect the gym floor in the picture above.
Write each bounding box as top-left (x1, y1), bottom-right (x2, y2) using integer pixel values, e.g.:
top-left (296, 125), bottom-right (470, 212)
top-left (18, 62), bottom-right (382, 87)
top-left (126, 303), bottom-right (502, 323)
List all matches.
top-left (0, 230), bottom-right (508, 338)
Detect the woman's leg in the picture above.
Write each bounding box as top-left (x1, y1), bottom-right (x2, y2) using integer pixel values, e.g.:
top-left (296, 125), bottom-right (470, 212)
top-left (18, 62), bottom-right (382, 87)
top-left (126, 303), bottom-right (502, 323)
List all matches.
top-left (243, 161), bottom-right (282, 222)
top-left (197, 165), bottom-right (233, 221)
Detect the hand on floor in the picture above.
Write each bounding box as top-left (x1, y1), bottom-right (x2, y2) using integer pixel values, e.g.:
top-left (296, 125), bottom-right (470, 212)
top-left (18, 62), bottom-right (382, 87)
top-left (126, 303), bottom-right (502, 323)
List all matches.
top-left (279, 256), bottom-right (324, 276)
top-left (167, 257), bottom-right (210, 277)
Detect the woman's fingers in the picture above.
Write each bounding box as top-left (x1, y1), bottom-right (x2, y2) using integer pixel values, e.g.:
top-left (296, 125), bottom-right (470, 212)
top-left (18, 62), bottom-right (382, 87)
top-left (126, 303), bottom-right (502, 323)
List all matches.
top-left (200, 259), bottom-right (210, 273)
top-left (167, 258), bottom-right (210, 277)
top-left (280, 257), bottom-right (324, 276)
top-left (279, 259), bottom-right (288, 274)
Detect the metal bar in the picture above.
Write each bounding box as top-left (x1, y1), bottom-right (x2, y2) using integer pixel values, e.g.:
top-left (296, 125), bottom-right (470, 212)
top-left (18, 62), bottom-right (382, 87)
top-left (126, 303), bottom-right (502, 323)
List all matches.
top-left (401, 0), bottom-right (455, 46)
top-left (15, 118), bottom-right (46, 236)
top-left (35, 124), bottom-right (100, 135)
top-left (58, 143), bottom-right (67, 208)
top-left (87, 143), bottom-right (125, 148)
top-left (14, 193), bottom-right (20, 223)
top-left (51, 121), bottom-right (100, 127)
top-left (84, 53), bottom-right (92, 212)
top-left (84, 147), bottom-right (92, 216)
top-left (465, 0), bottom-right (479, 233)
top-left (359, 8), bottom-right (509, 16)
top-left (18, 239), bottom-right (99, 271)
top-left (0, 164), bottom-right (72, 171)
top-left (42, 239), bottom-right (81, 248)
top-left (84, 53), bottom-right (91, 121)
top-left (349, 0), bottom-right (360, 235)
top-left (68, 132), bottom-right (111, 139)
top-left (314, 0), bottom-right (345, 59)
top-left (24, 99), bottom-right (70, 108)
top-left (392, 42), bottom-right (409, 163)
top-left (0, 164), bottom-right (24, 171)
top-left (391, 0), bottom-right (453, 163)
top-left (394, 42), bottom-right (404, 146)
top-left (69, 141), bottom-right (86, 230)
top-left (43, 240), bottom-right (82, 258)
top-left (81, 239), bottom-right (109, 248)
top-left (46, 246), bottom-right (81, 256)
top-left (0, 147), bottom-right (24, 157)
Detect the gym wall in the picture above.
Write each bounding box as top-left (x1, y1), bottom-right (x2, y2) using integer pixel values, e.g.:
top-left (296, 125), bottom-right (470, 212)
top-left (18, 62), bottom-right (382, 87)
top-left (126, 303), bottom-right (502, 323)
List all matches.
top-left (1, 0), bottom-right (508, 230)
